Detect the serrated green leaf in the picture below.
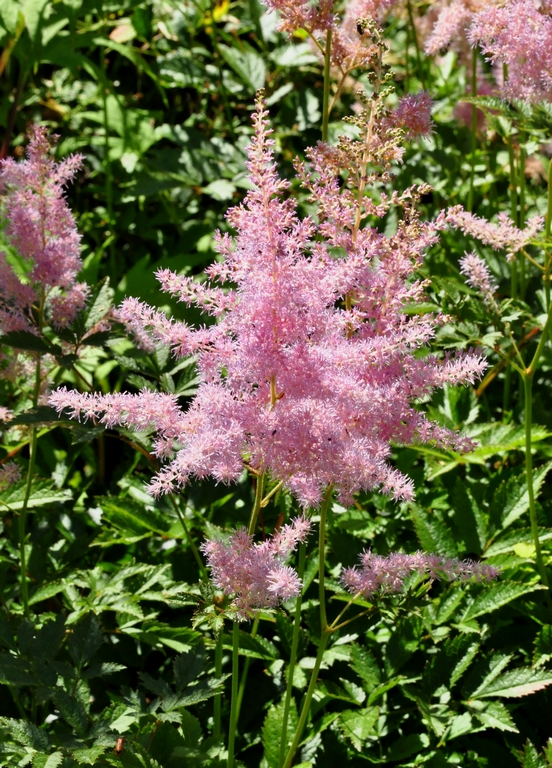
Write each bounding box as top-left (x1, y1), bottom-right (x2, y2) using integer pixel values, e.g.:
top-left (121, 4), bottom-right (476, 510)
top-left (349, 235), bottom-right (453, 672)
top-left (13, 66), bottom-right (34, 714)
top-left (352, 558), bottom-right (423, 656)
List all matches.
top-left (174, 646), bottom-right (205, 691)
top-left (71, 746), bottom-right (108, 765)
top-left (385, 614), bottom-right (423, 676)
top-left (0, 331), bottom-right (60, 355)
top-left (222, 630), bottom-right (278, 659)
top-left (162, 674), bottom-right (230, 710)
top-left (82, 662), bottom-right (126, 679)
top-left (262, 697), bottom-right (298, 768)
top-left (218, 43), bottom-right (266, 93)
top-left (350, 644), bottom-right (381, 689)
top-left (0, 654), bottom-right (35, 685)
top-left (469, 700), bottom-right (518, 732)
top-left (0, 717), bottom-right (50, 751)
top-left (451, 479), bottom-right (487, 554)
top-left (68, 614), bottom-right (103, 671)
top-left (43, 753), bottom-right (64, 768)
top-left (97, 497), bottom-right (170, 535)
top-left (490, 463), bottom-right (552, 533)
top-left (8, 407), bottom-right (62, 426)
top-left (0, 479), bottom-right (71, 511)
top-left (410, 505), bottom-right (458, 557)
top-left (29, 581), bottom-right (66, 606)
top-left (52, 688), bottom-right (88, 736)
top-left (472, 667), bottom-right (552, 699)
top-left (517, 741), bottom-right (549, 768)
top-left (338, 706), bottom-right (379, 751)
top-left (485, 528), bottom-right (552, 557)
top-left (462, 582), bottom-right (546, 622)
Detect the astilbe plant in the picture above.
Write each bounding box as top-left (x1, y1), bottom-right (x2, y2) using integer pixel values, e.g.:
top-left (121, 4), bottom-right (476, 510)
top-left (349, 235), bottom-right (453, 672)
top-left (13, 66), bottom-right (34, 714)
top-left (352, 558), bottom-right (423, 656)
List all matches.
top-left (50, 94), bottom-right (487, 509)
top-left (0, 127), bottom-right (88, 388)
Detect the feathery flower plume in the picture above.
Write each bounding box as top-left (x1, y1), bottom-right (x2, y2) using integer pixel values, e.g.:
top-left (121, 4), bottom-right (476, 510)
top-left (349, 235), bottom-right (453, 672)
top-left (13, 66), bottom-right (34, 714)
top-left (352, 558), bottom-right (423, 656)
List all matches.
top-left (202, 517), bottom-right (311, 620)
top-left (341, 550), bottom-right (499, 598)
top-left (50, 95), bottom-right (486, 507)
top-left (0, 461), bottom-right (21, 489)
top-left (469, 0), bottom-right (552, 103)
top-left (459, 251), bottom-right (498, 306)
top-left (0, 126), bottom-right (87, 335)
top-left (392, 91), bottom-right (434, 139)
top-left (441, 206), bottom-right (543, 261)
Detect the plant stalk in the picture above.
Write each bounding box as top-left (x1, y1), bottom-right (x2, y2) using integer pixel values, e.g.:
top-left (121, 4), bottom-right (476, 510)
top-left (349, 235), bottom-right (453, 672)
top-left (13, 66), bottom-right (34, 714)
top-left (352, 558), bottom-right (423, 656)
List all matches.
top-left (322, 29), bottom-right (332, 143)
top-left (227, 621), bottom-right (240, 768)
top-left (214, 630), bottom-right (223, 740)
top-left (278, 542), bottom-right (307, 768)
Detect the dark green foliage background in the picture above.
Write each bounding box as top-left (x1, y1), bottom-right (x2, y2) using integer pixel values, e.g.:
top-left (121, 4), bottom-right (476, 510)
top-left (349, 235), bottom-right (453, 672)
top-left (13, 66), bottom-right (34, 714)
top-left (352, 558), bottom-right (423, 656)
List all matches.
top-left (1, 0), bottom-right (552, 766)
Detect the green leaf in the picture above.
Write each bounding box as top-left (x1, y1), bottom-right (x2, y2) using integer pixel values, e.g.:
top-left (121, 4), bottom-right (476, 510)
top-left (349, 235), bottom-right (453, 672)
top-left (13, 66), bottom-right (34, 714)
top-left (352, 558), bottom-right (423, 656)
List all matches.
top-left (471, 667), bottom-right (552, 699)
top-left (173, 646), bottom-right (205, 691)
top-left (0, 331), bottom-right (61, 355)
top-left (29, 581), bottom-right (65, 606)
top-left (451, 479), bottom-right (487, 554)
top-left (43, 753), bottom-right (64, 768)
top-left (386, 733), bottom-right (430, 762)
top-left (82, 662), bottom-right (126, 679)
top-left (262, 697), bottom-right (298, 768)
top-left (338, 706), bottom-right (379, 751)
top-left (8, 406), bottom-right (62, 426)
top-left (516, 741), bottom-right (549, 768)
top-left (71, 746), bottom-right (108, 765)
top-left (469, 700), bottom-right (518, 732)
top-left (218, 43), bottom-right (266, 93)
top-left (0, 479), bottom-right (71, 511)
top-left (384, 614), bottom-right (423, 676)
top-left (462, 582), bottom-right (546, 622)
top-left (350, 644), bottom-right (381, 689)
top-left (0, 654), bottom-right (35, 685)
top-left (163, 675), bottom-right (230, 710)
top-left (68, 614), bottom-right (103, 671)
top-left (490, 463), bottom-right (552, 533)
top-left (52, 688), bottom-right (88, 736)
top-left (222, 630), bottom-right (278, 659)
top-left (485, 528), bottom-right (552, 558)
top-left (32, 614), bottom-right (66, 659)
top-left (0, 717), bottom-right (50, 751)
top-left (97, 497), bottom-right (170, 535)
top-left (410, 505), bottom-right (458, 557)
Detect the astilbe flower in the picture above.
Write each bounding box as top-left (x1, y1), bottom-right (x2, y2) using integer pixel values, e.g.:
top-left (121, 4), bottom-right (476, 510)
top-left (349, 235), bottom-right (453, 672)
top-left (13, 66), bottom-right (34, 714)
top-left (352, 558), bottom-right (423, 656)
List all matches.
top-left (202, 517), bottom-right (311, 619)
top-left (459, 251), bottom-right (498, 306)
top-left (50, 95), bottom-right (487, 508)
top-left (0, 126), bottom-right (87, 335)
top-left (342, 550), bottom-right (499, 597)
top-left (392, 91), bottom-right (434, 139)
top-left (0, 461), bottom-right (21, 489)
top-left (469, 0), bottom-right (552, 103)
top-left (441, 206), bottom-right (543, 261)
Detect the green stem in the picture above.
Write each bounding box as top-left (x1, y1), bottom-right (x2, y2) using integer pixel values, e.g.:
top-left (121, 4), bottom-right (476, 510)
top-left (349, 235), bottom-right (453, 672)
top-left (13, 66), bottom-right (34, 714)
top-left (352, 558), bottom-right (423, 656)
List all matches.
top-left (406, 0), bottom-right (425, 88)
top-left (227, 621), bottom-right (240, 768)
top-left (282, 631), bottom-right (330, 768)
top-left (19, 350), bottom-right (42, 617)
top-left (467, 48), bottom-right (477, 213)
top-left (523, 371), bottom-right (549, 589)
top-left (546, 159), bottom-right (552, 241)
top-left (322, 29), bottom-right (332, 142)
top-left (214, 630), bottom-right (223, 740)
top-left (248, 473), bottom-right (265, 535)
top-left (318, 487), bottom-right (333, 631)
top-left (282, 488), bottom-right (333, 768)
top-left (278, 542), bottom-right (307, 768)
top-left (168, 495), bottom-right (206, 578)
top-left (235, 617), bottom-right (259, 724)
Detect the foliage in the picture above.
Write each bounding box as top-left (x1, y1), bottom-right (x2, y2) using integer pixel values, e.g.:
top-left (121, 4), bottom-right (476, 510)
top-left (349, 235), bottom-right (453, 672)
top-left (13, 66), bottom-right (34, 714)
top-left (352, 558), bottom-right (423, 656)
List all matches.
top-left (1, 0), bottom-right (552, 767)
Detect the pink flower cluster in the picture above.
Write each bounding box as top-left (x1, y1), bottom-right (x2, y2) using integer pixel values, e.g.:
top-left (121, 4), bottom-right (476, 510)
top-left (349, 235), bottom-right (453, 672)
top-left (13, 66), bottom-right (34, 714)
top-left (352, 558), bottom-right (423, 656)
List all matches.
top-left (342, 550), bottom-right (499, 597)
top-left (441, 206), bottom-right (543, 261)
top-left (50, 97), bottom-right (487, 508)
top-left (0, 126), bottom-right (87, 335)
top-left (0, 460), bottom-right (21, 489)
top-left (425, 0), bottom-right (552, 103)
top-left (202, 517), bottom-right (311, 619)
top-left (469, 0), bottom-right (552, 103)
top-left (459, 251), bottom-right (498, 306)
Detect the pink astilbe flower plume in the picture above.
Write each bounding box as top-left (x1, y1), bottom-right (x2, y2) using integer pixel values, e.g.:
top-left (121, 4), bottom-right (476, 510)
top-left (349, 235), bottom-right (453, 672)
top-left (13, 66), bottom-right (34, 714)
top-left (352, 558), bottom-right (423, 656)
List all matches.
top-left (459, 251), bottom-right (498, 306)
top-left (342, 550), bottom-right (499, 598)
top-left (202, 517), bottom-right (311, 620)
top-left (50, 95), bottom-right (486, 507)
top-left (0, 126), bottom-right (87, 335)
